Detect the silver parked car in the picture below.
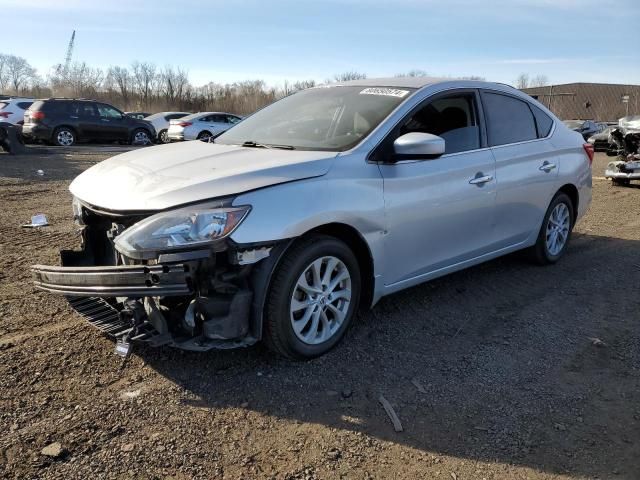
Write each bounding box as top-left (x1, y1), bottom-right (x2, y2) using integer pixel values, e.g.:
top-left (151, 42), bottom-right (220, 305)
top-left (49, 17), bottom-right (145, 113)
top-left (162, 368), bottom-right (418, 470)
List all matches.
top-left (167, 112), bottom-right (242, 142)
top-left (32, 78), bottom-right (592, 359)
top-left (145, 111), bottom-right (191, 144)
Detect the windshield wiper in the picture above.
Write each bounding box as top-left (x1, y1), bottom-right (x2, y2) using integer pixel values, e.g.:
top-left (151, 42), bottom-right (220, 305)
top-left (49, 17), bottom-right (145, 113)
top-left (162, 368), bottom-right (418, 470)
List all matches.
top-left (241, 141), bottom-right (295, 150)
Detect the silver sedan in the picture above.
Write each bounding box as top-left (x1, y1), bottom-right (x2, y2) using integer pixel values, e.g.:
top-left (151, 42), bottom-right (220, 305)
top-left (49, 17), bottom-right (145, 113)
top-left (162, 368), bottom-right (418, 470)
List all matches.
top-left (32, 78), bottom-right (592, 360)
top-left (167, 112), bottom-right (242, 141)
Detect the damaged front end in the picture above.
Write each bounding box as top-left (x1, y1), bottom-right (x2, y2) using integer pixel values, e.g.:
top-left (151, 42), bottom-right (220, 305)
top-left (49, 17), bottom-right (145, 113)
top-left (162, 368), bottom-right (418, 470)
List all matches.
top-left (604, 117), bottom-right (640, 184)
top-left (32, 200), bottom-right (284, 353)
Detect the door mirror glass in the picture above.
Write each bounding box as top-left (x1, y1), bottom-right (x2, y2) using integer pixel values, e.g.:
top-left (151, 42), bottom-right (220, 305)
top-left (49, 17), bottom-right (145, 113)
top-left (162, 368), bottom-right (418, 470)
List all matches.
top-left (393, 132), bottom-right (445, 158)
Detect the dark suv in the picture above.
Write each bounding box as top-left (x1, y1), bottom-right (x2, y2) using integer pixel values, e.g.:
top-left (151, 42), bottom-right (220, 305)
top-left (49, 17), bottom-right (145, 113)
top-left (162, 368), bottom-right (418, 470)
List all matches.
top-left (22, 99), bottom-right (156, 146)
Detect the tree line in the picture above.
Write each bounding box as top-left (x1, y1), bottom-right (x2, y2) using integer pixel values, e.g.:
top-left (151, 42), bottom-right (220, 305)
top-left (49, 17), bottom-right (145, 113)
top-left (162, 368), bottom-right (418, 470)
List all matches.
top-left (2, 52), bottom-right (540, 115)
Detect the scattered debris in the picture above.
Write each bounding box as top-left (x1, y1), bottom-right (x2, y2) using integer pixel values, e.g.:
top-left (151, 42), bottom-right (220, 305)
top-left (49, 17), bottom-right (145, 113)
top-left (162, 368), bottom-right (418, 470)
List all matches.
top-left (120, 389), bottom-right (141, 399)
top-left (411, 378), bottom-right (427, 394)
top-left (120, 443), bottom-right (135, 452)
top-left (36, 169), bottom-right (45, 176)
top-left (326, 448), bottom-right (341, 461)
top-left (378, 395), bottom-right (403, 432)
top-left (589, 337), bottom-right (608, 348)
top-left (22, 214), bottom-right (49, 228)
top-left (41, 442), bottom-right (64, 458)
top-left (341, 389), bottom-right (353, 399)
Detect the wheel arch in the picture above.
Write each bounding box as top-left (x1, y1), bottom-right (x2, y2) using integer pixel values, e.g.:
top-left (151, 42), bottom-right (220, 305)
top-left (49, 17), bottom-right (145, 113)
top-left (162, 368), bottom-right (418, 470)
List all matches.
top-left (198, 130), bottom-right (213, 138)
top-left (557, 183), bottom-right (579, 222)
top-left (297, 222), bottom-right (375, 311)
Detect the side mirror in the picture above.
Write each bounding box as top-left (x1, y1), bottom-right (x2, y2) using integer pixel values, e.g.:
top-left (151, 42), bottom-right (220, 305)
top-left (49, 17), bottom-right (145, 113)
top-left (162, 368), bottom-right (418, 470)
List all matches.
top-left (393, 132), bottom-right (445, 159)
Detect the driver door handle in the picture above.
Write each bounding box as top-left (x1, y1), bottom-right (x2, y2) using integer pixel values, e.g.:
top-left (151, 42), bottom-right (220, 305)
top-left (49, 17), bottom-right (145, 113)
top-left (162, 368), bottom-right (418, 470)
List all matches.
top-left (539, 162), bottom-right (556, 172)
top-left (469, 174), bottom-right (493, 185)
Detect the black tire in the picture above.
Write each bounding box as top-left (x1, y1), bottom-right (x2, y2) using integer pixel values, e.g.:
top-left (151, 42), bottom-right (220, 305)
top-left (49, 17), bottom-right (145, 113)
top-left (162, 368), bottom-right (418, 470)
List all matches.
top-left (53, 126), bottom-right (75, 147)
top-left (158, 129), bottom-right (170, 144)
top-left (130, 128), bottom-right (151, 145)
top-left (612, 178), bottom-right (630, 187)
top-left (197, 131), bottom-right (212, 141)
top-left (264, 235), bottom-right (361, 360)
top-left (529, 192), bottom-right (574, 265)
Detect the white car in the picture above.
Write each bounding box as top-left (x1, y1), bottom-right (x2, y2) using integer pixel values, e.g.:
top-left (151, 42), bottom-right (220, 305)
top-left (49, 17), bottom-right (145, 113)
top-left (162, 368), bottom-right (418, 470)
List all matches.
top-left (0, 98), bottom-right (34, 125)
top-left (167, 112), bottom-right (242, 142)
top-left (144, 111), bottom-right (190, 144)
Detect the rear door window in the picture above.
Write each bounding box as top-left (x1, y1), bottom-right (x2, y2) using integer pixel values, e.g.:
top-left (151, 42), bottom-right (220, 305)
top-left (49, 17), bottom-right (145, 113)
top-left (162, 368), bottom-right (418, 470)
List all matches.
top-left (17, 101), bottom-right (33, 110)
top-left (481, 92), bottom-right (537, 146)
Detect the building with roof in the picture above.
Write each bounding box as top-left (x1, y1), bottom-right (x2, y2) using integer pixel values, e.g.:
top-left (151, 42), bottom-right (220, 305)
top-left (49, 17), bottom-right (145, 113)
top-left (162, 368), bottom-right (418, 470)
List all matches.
top-left (522, 83), bottom-right (640, 122)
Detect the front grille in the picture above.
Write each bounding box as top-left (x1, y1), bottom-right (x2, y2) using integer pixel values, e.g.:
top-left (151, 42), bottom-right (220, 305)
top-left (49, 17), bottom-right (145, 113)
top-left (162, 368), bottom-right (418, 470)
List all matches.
top-left (67, 296), bottom-right (169, 344)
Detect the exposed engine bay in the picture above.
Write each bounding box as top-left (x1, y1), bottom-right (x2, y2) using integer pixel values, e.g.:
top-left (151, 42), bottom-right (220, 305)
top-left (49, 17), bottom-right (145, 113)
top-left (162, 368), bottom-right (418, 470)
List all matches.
top-left (31, 203), bottom-right (286, 354)
top-left (605, 115), bottom-right (640, 185)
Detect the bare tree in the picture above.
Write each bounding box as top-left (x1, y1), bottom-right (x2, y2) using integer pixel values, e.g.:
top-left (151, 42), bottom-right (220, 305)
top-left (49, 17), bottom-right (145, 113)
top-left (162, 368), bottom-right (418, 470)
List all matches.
top-left (6, 55), bottom-right (36, 93)
top-left (106, 66), bottom-right (132, 109)
top-left (131, 61), bottom-right (157, 108)
top-left (515, 73), bottom-right (530, 89)
top-left (0, 54), bottom-right (9, 91)
top-left (160, 66), bottom-right (189, 108)
top-left (333, 71), bottom-right (367, 82)
top-left (530, 74), bottom-right (549, 87)
top-left (395, 69), bottom-right (429, 77)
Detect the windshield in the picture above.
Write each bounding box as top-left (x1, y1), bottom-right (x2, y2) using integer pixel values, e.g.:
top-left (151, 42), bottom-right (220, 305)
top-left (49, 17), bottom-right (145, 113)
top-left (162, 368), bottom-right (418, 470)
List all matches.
top-left (215, 86), bottom-right (415, 151)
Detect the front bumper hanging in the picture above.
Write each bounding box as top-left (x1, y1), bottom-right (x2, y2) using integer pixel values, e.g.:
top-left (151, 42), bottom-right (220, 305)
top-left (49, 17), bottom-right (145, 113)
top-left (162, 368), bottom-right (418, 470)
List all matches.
top-left (32, 263), bottom-right (192, 297)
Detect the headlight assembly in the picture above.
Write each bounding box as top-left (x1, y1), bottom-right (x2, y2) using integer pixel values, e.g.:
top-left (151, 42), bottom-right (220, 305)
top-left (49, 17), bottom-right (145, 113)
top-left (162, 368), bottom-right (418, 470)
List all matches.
top-left (114, 205), bottom-right (250, 259)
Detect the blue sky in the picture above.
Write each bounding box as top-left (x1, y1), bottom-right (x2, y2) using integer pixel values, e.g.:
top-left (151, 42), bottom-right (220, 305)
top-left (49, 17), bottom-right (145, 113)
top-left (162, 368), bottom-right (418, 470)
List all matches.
top-left (2, 0), bottom-right (639, 87)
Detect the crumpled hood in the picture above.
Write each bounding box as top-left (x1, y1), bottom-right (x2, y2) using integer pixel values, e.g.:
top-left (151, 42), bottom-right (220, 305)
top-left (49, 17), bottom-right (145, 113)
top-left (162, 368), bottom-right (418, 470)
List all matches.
top-left (70, 141), bottom-right (337, 211)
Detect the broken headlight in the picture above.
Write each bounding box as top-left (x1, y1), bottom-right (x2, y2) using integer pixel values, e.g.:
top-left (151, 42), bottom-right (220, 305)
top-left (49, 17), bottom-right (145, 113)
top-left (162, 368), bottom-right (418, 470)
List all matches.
top-left (114, 205), bottom-right (250, 259)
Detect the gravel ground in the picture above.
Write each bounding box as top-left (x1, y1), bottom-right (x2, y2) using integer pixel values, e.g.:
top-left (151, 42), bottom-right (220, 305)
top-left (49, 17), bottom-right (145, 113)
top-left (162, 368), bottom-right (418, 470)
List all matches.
top-left (0, 146), bottom-right (639, 480)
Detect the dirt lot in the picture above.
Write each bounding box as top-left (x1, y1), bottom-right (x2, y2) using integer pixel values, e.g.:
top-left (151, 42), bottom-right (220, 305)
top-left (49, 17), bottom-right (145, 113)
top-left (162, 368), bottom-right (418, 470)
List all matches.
top-left (0, 146), bottom-right (639, 480)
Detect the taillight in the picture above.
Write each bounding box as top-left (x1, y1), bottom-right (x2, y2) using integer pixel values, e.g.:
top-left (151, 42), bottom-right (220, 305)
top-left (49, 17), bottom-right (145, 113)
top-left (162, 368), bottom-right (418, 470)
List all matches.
top-left (583, 143), bottom-right (594, 166)
top-left (0, 111), bottom-right (11, 118)
top-left (177, 122), bottom-right (192, 127)
top-left (31, 111), bottom-right (46, 121)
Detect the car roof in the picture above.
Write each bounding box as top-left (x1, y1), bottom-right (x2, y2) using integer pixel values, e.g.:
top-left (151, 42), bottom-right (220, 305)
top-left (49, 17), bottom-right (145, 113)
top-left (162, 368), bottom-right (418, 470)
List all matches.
top-left (332, 76), bottom-right (518, 93)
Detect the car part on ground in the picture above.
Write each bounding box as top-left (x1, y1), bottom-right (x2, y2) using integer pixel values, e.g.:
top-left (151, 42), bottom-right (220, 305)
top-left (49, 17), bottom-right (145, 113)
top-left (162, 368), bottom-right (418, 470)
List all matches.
top-left (604, 116), bottom-right (640, 186)
top-left (31, 77), bottom-right (592, 359)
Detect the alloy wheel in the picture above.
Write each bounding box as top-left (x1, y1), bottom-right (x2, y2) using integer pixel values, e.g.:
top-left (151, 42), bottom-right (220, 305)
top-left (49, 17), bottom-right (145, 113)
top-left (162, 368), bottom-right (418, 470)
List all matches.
top-left (546, 202), bottom-right (570, 256)
top-left (57, 130), bottom-right (74, 146)
top-left (290, 256), bottom-right (352, 345)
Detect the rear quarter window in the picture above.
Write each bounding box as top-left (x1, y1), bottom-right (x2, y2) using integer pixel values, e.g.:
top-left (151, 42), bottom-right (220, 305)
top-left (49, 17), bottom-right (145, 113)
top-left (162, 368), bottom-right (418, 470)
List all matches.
top-left (482, 92), bottom-right (537, 146)
top-left (17, 102), bottom-right (33, 110)
top-left (530, 104), bottom-right (553, 138)
top-left (41, 101), bottom-right (71, 114)
top-left (0, 102), bottom-right (7, 109)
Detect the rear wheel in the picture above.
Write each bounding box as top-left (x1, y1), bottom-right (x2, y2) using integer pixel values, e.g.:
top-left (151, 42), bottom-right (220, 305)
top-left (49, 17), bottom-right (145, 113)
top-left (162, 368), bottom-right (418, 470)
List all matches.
top-left (197, 131), bottom-right (212, 142)
top-left (264, 235), bottom-right (361, 359)
top-left (529, 192), bottom-right (574, 265)
top-left (53, 127), bottom-right (75, 146)
top-left (158, 129), bottom-right (170, 144)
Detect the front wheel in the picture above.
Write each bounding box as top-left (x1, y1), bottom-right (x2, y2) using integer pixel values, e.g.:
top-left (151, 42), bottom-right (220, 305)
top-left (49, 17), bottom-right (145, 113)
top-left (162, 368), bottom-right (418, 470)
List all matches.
top-left (529, 192), bottom-right (574, 265)
top-left (131, 129), bottom-right (151, 145)
top-left (264, 235), bottom-right (361, 359)
top-left (612, 178), bottom-right (630, 187)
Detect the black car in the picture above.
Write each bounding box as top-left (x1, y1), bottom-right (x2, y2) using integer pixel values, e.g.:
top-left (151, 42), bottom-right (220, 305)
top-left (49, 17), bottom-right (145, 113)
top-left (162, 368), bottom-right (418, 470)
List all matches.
top-left (22, 99), bottom-right (156, 146)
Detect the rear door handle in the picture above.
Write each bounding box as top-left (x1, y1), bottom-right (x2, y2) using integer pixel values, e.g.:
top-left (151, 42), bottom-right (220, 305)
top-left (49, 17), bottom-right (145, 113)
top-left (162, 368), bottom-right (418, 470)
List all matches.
top-left (539, 162), bottom-right (556, 172)
top-left (469, 174), bottom-right (493, 185)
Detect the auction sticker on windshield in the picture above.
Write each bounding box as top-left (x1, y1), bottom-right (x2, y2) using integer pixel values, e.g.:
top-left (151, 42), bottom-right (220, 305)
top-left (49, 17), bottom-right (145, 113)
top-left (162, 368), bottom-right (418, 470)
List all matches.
top-left (359, 88), bottom-right (410, 98)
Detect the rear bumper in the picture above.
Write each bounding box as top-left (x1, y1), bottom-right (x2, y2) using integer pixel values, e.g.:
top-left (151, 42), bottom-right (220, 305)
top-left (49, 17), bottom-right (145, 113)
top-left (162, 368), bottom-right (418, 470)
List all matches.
top-left (167, 129), bottom-right (185, 141)
top-left (21, 124), bottom-right (51, 139)
top-left (32, 263), bottom-right (192, 297)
